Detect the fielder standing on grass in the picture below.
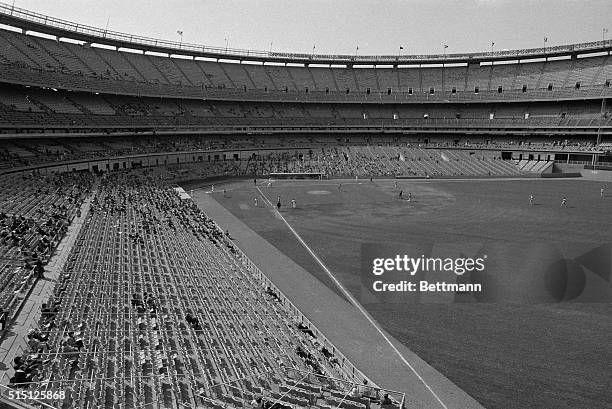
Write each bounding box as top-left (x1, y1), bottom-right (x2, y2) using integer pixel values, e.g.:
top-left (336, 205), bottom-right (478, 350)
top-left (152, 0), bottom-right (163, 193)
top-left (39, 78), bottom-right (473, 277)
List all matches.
top-left (254, 197), bottom-right (258, 207)
top-left (291, 199), bottom-right (296, 209)
top-left (530, 194), bottom-right (534, 206)
top-left (601, 187), bottom-right (605, 197)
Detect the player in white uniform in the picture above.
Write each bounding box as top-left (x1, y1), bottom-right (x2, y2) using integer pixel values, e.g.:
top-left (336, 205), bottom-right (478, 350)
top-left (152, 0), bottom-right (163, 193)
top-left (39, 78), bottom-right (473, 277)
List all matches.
top-left (561, 196), bottom-right (567, 207)
top-left (254, 197), bottom-right (258, 207)
top-left (291, 199), bottom-right (296, 209)
top-left (529, 194), bottom-right (534, 206)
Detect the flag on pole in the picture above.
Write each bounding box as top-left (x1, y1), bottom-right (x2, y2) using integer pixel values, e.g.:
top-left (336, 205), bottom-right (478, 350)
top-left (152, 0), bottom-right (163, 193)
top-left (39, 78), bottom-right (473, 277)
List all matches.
top-left (177, 30), bottom-right (183, 36)
top-left (491, 41), bottom-right (495, 47)
top-left (399, 46), bottom-right (404, 50)
top-left (444, 44), bottom-right (448, 48)
top-left (544, 36), bottom-right (548, 43)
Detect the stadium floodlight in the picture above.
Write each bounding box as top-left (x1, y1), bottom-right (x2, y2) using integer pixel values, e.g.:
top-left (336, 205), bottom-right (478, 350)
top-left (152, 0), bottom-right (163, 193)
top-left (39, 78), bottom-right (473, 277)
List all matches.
top-left (104, 16), bottom-right (110, 37)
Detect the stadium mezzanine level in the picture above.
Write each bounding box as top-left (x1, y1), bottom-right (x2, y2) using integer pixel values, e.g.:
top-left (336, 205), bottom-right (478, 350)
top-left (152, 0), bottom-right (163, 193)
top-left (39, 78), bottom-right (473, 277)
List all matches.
top-left (1, 62), bottom-right (611, 105)
top-left (0, 84), bottom-right (610, 139)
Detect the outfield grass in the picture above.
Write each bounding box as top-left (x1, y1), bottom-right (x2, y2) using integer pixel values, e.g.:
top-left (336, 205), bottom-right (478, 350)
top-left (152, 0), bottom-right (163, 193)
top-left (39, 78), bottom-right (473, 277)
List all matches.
top-left (211, 178), bottom-right (612, 409)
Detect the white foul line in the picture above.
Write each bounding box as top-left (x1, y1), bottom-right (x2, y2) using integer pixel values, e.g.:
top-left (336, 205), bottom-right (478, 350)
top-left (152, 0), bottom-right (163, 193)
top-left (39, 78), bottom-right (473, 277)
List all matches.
top-left (256, 186), bottom-right (449, 409)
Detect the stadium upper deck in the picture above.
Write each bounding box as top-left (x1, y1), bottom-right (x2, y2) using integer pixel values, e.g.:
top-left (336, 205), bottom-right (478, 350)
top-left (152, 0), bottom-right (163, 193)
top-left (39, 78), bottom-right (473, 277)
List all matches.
top-left (0, 2), bottom-right (611, 104)
top-left (0, 2), bottom-right (610, 65)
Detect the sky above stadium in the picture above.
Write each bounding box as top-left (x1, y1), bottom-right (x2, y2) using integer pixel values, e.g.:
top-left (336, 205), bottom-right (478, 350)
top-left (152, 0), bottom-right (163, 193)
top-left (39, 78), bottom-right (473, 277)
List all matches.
top-left (9, 0), bottom-right (612, 56)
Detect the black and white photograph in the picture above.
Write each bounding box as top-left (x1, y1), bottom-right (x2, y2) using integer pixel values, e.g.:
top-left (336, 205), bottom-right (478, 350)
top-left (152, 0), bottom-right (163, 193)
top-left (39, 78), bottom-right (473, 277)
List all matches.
top-left (0, 1), bottom-right (610, 408)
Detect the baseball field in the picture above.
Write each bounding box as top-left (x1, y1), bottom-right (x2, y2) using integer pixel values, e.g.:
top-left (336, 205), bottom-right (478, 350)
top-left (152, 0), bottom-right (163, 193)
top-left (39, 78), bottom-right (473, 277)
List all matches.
top-left (197, 177), bottom-right (612, 409)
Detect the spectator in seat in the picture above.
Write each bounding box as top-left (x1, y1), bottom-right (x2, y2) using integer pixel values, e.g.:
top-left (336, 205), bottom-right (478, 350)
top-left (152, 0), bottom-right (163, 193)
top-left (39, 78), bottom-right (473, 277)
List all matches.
top-left (14, 354), bottom-right (43, 374)
top-left (349, 386), bottom-right (361, 398)
top-left (185, 314), bottom-right (201, 330)
top-left (146, 296), bottom-right (156, 312)
top-left (27, 329), bottom-right (51, 352)
top-left (28, 328), bottom-right (49, 342)
top-left (34, 260), bottom-right (45, 279)
top-left (41, 303), bottom-right (59, 319)
top-left (67, 331), bottom-right (84, 351)
top-left (10, 367), bottom-right (32, 388)
top-left (131, 293), bottom-right (143, 307)
top-left (61, 336), bottom-right (80, 362)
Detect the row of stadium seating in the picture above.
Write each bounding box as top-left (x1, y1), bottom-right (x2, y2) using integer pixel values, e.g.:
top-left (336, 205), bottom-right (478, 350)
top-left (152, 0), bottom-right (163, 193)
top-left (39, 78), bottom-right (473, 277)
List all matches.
top-left (0, 83), bottom-right (605, 118)
top-left (0, 83), bottom-right (609, 135)
top-left (84, 146), bottom-right (527, 180)
top-left (2, 59), bottom-right (611, 106)
top-left (239, 147), bottom-right (526, 178)
top-left (0, 134), bottom-right (599, 172)
top-left (5, 170), bottom-right (401, 409)
top-left (1, 28), bottom-right (611, 95)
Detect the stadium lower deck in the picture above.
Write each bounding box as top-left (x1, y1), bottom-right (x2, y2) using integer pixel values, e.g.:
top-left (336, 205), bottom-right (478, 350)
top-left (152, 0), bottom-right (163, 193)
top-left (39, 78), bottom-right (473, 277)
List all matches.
top-left (0, 170), bottom-right (405, 409)
top-left (1, 157), bottom-right (611, 409)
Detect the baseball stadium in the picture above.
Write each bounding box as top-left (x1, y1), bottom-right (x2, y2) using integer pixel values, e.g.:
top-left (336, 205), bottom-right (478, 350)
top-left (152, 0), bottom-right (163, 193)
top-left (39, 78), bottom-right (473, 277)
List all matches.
top-left (0, 2), bottom-right (611, 409)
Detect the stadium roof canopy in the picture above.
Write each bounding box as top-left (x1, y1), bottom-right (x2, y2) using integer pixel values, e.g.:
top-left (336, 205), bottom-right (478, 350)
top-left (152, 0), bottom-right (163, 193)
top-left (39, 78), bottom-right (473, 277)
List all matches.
top-left (0, 2), bottom-right (611, 66)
